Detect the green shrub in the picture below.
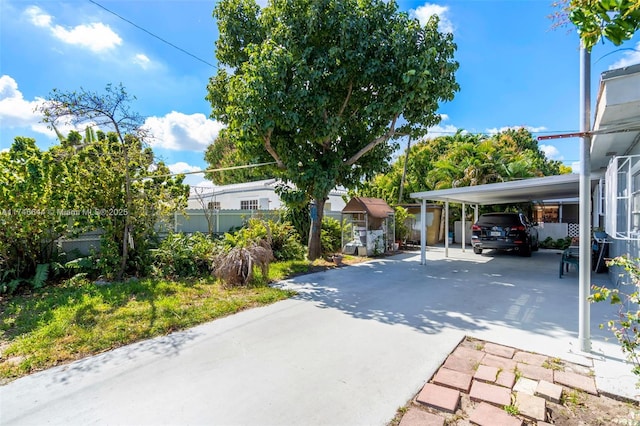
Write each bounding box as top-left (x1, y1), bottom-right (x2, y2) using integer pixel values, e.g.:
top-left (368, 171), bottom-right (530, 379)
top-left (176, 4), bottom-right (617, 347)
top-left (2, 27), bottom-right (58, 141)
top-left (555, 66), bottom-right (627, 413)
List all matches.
top-left (223, 218), bottom-right (305, 262)
top-left (539, 236), bottom-right (572, 250)
top-left (321, 216), bottom-right (343, 254)
top-left (151, 232), bottom-right (220, 278)
top-left (394, 206), bottom-right (410, 242)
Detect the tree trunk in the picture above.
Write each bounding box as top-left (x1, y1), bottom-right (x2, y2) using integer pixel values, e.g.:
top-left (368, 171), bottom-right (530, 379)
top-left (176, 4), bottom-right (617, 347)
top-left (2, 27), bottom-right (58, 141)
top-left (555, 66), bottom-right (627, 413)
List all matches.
top-left (307, 197), bottom-right (326, 260)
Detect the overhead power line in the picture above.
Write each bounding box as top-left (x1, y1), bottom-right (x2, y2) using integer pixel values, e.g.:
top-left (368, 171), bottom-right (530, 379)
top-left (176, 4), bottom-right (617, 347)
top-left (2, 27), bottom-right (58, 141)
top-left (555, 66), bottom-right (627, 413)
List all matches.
top-left (134, 162), bottom-right (277, 181)
top-left (88, 0), bottom-right (216, 69)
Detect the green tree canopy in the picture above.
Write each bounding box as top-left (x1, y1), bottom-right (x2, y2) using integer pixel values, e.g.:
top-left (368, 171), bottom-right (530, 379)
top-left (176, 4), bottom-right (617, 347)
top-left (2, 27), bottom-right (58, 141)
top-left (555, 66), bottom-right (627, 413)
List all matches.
top-left (204, 131), bottom-right (276, 185)
top-left (555, 0), bottom-right (640, 50)
top-left (358, 128), bottom-right (569, 206)
top-left (207, 0), bottom-right (459, 259)
top-left (37, 85), bottom-right (189, 280)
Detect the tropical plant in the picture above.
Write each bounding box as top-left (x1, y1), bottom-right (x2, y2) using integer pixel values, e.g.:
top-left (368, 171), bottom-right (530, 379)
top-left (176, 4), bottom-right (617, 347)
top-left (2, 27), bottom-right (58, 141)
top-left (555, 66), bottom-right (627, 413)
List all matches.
top-left (394, 206), bottom-right (410, 242)
top-left (38, 85), bottom-right (189, 280)
top-left (590, 256), bottom-right (640, 385)
top-left (151, 233), bottom-right (221, 278)
top-left (0, 138), bottom-right (73, 292)
top-left (207, 0), bottom-right (459, 260)
top-left (359, 128), bottom-right (567, 206)
top-left (223, 218), bottom-right (306, 262)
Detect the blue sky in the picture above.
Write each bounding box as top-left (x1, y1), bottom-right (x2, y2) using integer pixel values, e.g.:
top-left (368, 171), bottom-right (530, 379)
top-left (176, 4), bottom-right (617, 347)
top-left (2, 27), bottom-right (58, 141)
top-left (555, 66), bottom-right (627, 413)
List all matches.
top-left (1, 0), bottom-right (639, 187)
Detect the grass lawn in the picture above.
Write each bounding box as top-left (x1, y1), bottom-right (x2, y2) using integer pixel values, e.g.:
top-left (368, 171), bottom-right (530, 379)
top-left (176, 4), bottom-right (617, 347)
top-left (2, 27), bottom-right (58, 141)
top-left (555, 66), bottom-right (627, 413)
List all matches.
top-left (0, 258), bottom-right (334, 383)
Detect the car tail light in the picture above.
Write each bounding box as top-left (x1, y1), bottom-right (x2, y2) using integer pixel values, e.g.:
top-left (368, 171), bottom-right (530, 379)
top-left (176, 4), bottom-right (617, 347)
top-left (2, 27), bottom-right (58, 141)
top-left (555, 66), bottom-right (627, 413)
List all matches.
top-left (514, 225), bottom-right (525, 231)
top-left (472, 224), bottom-right (481, 231)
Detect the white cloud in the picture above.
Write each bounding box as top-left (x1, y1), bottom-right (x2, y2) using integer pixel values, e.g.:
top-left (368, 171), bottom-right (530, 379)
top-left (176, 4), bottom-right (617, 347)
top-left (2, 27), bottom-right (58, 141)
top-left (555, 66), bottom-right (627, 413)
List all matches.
top-left (0, 75), bottom-right (44, 128)
top-left (25, 5), bottom-right (121, 53)
top-left (427, 123), bottom-right (460, 137)
top-left (168, 161), bottom-right (202, 174)
top-left (426, 114), bottom-right (460, 137)
top-left (0, 75), bottom-right (78, 140)
top-left (411, 3), bottom-right (454, 33)
top-left (25, 5), bottom-right (51, 27)
top-left (144, 112), bottom-right (224, 151)
top-left (609, 42), bottom-right (640, 69)
top-left (133, 53), bottom-right (152, 69)
top-left (486, 125), bottom-right (547, 135)
top-left (539, 144), bottom-right (563, 161)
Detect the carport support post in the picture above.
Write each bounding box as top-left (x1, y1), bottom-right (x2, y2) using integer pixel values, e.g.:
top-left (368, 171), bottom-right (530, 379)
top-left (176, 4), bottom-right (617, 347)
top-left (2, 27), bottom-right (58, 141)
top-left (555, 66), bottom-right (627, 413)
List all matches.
top-left (420, 199), bottom-right (426, 265)
top-left (462, 203), bottom-right (466, 252)
top-left (445, 201), bottom-right (449, 258)
top-left (578, 44), bottom-right (591, 353)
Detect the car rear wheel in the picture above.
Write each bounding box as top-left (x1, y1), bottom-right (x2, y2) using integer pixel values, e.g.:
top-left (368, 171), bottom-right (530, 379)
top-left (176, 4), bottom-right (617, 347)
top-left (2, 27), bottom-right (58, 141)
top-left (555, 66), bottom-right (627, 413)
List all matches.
top-left (519, 241), bottom-right (532, 257)
top-left (473, 246), bottom-right (483, 255)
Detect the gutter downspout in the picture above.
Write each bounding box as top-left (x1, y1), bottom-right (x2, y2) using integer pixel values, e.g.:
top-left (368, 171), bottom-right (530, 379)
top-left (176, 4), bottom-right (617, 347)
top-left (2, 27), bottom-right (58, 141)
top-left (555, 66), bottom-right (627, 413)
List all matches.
top-left (579, 44), bottom-right (592, 353)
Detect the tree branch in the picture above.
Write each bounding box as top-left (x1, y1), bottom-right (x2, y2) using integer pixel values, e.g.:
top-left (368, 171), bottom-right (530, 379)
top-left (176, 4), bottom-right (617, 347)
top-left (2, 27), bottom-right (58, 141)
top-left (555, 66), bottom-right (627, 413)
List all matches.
top-left (339, 81), bottom-right (353, 117)
top-left (264, 128), bottom-right (285, 168)
top-left (345, 114), bottom-right (399, 166)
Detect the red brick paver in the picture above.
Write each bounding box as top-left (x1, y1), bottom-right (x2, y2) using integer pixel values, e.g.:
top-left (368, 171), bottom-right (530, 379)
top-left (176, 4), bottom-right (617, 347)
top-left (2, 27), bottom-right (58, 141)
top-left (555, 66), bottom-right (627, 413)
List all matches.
top-left (536, 380), bottom-right (563, 404)
top-left (516, 363), bottom-right (553, 382)
top-left (469, 402), bottom-right (523, 426)
top-left (443, 354), bottom-right (478, 375)
top-left (496, 370), bottom-right (516, 388)
top-left (398, 407), bottom-right (445, 426)
top-left (474, 364), bottom-right (499, 383)
top-left (481, 353), bottom-right (517, 371)
top-left (513, 351), bottom-right (548, 366)
top-left (433, 367), bottom-right (473, 392)
top-left (469, 380), bottom-right (511, 407)
top-left (554, 370), bottom-right (598, 395)
top-left (416, 383), bottom-right (460, 413)
top-left (484, 342), bottom-right (516, 359)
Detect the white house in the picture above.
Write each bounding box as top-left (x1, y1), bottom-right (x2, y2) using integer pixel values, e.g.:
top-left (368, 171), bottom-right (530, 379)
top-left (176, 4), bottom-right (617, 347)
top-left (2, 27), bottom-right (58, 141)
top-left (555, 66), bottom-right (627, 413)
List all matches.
top-left (591, 63), bottom-right (640, 261)
top-left (187, 178), bottom-right (348, 212)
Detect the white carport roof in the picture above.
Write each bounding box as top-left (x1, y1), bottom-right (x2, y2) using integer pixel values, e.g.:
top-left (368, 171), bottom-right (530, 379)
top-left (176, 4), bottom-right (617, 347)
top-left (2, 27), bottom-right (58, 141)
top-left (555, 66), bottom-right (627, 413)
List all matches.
top-left (410, 173), bottom-right (591, 205)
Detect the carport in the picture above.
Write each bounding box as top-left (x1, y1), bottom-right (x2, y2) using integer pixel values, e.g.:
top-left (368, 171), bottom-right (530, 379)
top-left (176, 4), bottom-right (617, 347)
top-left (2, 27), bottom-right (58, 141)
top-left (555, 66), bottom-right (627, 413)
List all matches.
top-left (410, 172), bottom-right (598, 355)
top-left (410, 173), bottom-right (589, 262)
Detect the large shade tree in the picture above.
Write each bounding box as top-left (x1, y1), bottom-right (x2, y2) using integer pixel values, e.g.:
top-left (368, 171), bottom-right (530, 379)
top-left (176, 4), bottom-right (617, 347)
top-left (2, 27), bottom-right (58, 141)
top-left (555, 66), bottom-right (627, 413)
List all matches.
top-left (207, 0), bottom-right (459, 259)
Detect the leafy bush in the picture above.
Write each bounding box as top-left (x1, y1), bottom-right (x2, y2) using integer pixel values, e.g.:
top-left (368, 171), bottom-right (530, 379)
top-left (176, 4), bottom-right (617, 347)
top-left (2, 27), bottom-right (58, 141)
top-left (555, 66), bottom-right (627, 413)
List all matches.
top-left (321, 216), bottom-right (343, 254)
top-left (539, 236), bottom-right (572, 250)
top-left (590, 256), bottom-right (640, 386)
top-left (394, 206), bottom-right (410, 242)
top-left (151, 232), bottom-right (220, 278)
top-left (223, 218), bottom-right (305, 262)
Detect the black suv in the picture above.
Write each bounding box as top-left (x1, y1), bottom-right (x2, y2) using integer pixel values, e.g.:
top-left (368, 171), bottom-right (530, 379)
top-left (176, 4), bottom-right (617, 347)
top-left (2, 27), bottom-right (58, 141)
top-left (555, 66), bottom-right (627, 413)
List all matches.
top-left (471, 212), bottom-right (539, 257)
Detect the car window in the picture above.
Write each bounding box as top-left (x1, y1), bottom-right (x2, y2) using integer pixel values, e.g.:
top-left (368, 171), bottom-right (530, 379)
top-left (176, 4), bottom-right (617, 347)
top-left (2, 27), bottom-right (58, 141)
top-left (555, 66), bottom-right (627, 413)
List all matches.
top-left (478, 214), bottom-right (520, 226)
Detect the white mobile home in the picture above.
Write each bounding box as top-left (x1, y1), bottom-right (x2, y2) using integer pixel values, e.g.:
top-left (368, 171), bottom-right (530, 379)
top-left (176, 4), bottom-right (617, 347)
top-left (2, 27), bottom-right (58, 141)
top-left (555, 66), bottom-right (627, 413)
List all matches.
top-left (187, 178), bottom-right (348, 212)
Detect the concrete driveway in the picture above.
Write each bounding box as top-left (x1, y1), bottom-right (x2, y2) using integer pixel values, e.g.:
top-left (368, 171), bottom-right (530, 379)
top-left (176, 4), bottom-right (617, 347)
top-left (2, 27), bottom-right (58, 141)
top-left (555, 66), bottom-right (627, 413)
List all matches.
top-left (1, 247), bottom-right (637, 425)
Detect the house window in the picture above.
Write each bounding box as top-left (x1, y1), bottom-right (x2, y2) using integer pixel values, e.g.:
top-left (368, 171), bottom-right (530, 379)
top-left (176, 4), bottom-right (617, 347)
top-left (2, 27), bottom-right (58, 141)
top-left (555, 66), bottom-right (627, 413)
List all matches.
top-left (241, 199), bottom-right (259, 210)
top-left (207, 201), bottom-right (220, 210)
top-left (605, 154), bottom-right (640, 239)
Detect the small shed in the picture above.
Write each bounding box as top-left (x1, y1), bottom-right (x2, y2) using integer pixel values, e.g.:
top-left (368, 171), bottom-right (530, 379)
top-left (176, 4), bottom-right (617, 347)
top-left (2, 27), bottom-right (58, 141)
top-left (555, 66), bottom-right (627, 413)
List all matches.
top-left (341, 197), bottom-right (395, 256)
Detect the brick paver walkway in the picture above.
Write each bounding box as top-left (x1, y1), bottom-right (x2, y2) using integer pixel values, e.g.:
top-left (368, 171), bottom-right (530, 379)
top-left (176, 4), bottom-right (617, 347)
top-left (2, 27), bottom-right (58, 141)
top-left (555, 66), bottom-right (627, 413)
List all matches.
top-left (396, 337), bottom-right (638, 425)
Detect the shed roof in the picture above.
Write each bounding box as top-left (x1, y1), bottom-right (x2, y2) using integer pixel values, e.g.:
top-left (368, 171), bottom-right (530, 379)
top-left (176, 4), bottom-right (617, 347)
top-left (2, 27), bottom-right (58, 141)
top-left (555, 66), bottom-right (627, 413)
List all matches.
top-left (342, 197), bottom-right (394, 219)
